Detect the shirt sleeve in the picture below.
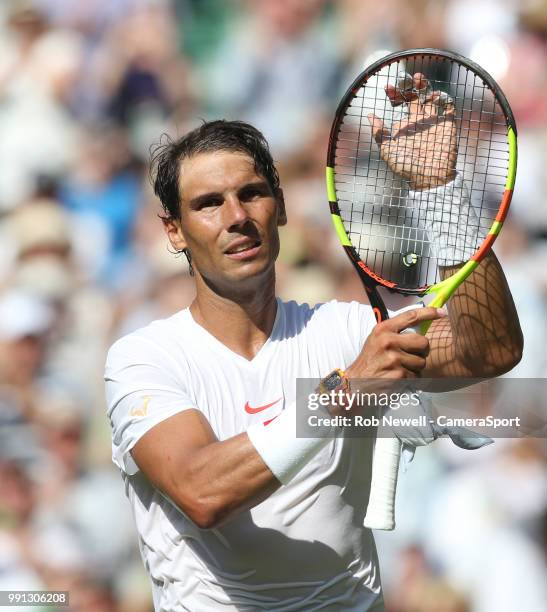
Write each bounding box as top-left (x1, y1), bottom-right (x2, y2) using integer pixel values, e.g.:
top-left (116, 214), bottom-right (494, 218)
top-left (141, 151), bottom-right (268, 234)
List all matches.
top-left (104, 333), bottom-right (196, 475)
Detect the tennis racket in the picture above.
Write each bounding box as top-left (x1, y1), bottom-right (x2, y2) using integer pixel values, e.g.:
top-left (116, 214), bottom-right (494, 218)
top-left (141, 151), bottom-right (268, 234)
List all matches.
top-left (326, 48), bottom-right (517, 530)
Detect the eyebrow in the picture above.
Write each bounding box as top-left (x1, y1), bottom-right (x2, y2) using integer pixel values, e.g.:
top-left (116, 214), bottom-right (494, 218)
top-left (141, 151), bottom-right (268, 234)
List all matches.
top-left (187, 180), bottom-right (271, 209)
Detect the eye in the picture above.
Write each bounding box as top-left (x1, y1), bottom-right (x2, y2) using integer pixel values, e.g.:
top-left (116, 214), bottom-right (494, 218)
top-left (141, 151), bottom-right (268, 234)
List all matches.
top-left (239, 185), bottom-right (268, 202)
top-left (197, 197), bottom-right (223, 210)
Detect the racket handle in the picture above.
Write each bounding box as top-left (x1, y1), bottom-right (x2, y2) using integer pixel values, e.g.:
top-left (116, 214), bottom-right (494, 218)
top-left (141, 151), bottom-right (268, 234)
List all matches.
top-left (392, 301), bottom-right (426, 336)
top-left (364, 303), bottom-right (422, 531)
top-left (364, 437), bottom-right (401, 530)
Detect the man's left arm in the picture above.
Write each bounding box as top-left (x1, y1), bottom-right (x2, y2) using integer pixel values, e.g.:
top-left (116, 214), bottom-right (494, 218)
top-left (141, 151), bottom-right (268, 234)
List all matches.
top-left (424, 251), bottom-right (523, 380)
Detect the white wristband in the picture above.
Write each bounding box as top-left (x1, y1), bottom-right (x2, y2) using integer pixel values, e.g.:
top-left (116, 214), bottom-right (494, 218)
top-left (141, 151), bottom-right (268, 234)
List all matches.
top-left (408, 173), bottom-right (482, 266)
top-left (247, 400), bottom-right (336, 485)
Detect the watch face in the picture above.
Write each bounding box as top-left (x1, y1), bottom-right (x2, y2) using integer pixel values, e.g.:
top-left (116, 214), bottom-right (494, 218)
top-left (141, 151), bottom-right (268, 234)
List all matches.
top-left (323, 371), bottom-right (343, 392)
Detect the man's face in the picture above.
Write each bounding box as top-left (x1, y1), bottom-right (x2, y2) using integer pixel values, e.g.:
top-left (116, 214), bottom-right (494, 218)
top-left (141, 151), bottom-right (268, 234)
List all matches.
top-left (164, 150), bottom-right (287, 289)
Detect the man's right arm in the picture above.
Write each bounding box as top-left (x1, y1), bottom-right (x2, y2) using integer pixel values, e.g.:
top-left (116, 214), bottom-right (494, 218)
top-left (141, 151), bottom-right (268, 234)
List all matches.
top-left (111, 308), bottom-right (442, 530)
top-left (131, 410), bottom-right (280, 529)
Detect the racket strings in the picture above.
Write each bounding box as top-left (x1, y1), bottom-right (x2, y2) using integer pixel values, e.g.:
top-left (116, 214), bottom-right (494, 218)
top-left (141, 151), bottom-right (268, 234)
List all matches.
top-left (334, 55), bottom-right (509, 289)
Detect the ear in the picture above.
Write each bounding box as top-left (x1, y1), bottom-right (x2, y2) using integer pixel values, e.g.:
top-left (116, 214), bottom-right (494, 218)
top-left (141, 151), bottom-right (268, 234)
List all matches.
top-left (162, 217), bottom-right (187, 252)
top-left (276, 188), bottom-right (287, 227)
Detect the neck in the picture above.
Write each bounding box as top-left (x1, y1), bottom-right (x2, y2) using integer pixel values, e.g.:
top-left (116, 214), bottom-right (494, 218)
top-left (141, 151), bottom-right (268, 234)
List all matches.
top-left (189, 272), bottom-right (277, 360)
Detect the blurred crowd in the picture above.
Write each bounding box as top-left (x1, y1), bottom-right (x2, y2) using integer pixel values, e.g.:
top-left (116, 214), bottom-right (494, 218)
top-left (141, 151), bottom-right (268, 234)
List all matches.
top-left (0, 0), bottom-right (546, 611)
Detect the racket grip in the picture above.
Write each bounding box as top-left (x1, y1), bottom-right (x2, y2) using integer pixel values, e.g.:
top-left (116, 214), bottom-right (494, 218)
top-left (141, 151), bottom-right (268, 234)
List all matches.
top-left (364, 302), bottom-right (423, 531)
top-left (364, 437), bottom-right (401, 530)
top-left (393, 302), bottom-right (426, 336)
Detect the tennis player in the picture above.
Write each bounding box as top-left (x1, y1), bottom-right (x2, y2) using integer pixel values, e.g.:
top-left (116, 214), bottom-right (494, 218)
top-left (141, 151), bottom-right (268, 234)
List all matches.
top-left (105, 112), bottom-right (522, 610)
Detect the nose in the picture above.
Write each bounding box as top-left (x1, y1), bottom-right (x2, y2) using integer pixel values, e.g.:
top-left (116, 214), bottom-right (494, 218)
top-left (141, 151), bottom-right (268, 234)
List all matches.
top-left (224, 194), bottom-right (249, 230)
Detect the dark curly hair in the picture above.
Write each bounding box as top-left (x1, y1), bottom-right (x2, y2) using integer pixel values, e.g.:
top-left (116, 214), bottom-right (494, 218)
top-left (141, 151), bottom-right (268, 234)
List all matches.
top-left (150, 120), bottom-right (280, 222)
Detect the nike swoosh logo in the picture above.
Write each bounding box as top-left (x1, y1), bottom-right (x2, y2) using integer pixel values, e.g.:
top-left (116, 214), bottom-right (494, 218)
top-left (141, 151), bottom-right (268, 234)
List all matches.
top-left (244, 398), bottom-right (281, 414)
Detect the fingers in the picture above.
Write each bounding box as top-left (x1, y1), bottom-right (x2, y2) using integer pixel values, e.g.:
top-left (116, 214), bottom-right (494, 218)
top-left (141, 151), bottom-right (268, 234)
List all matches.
top-left (349, 309), bottom-right (439, 381)
top-left (399, 351), bottom-right (428, 375)
top-left (434, 91), bottom-right (455, 116)
top-left (386, 72), bottom-right (430, 108)
top-left (389, 70), bottom-right (413, 106)
top-left (398, 332), bottom-right (430, 357)
top-left (398, 71), bottom-right (415, 95)
top-left (412, 73), bottom-right (430, 96)
top-left (385, 83), bottom-right (410, 107)
top-left (419, 91), bottom-right (455, 118)
top-left (383, 307), bottom-right (447, 334)
top-left (385, 71), bottom-right (454, 119)
top-left (408, 74), bottom-right (437, 119)
top-left (370, 328), bottom-right (429, 377)
top-left (367, 113), bottom-right (390, 145)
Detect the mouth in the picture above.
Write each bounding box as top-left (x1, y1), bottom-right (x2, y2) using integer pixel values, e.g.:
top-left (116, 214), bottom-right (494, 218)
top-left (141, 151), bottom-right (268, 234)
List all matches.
top-left (224, 239), bottom-right (262, 260)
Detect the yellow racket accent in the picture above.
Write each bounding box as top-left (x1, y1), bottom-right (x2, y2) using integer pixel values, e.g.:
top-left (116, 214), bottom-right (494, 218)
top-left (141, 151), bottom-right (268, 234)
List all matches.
top-left (506, 127), bottom-right (517, 191)
top-left (327, 167), bottom-right (353, 246)
top-left (331, 214), bottom-right (352, 246)
top-left (419, 260), bottom-right (480, 333)
top-left (326, 167), bottom-right (337, 202)
top-left (490, 221), bottom-right (502, 235)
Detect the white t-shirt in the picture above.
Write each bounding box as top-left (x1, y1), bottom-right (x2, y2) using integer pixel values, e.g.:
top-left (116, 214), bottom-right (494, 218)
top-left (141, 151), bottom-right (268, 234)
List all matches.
top-left (105, 299), bottom-right (385, 611)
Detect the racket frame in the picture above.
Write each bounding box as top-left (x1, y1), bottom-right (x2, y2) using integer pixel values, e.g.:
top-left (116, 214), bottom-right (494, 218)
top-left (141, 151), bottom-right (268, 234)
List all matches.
top-left (326, 48), bottom-right (518, 529)
top-left (326, 48), bottom-right (517, 320)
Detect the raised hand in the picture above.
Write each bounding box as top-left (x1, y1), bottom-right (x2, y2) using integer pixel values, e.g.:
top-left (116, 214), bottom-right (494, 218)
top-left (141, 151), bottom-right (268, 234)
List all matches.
top-left (345, 307), bottom-right (446, 386)
top-left (368, 72), bottom-right (457, 191)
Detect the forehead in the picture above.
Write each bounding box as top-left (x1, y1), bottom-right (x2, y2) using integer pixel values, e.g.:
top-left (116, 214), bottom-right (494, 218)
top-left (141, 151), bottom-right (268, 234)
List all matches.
top-left (179, 150), bottom-right (262, 201)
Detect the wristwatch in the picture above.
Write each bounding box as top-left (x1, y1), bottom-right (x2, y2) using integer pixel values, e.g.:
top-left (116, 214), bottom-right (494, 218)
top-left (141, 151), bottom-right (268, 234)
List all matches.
top-left (318, 368), bottom-right (350, 394)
